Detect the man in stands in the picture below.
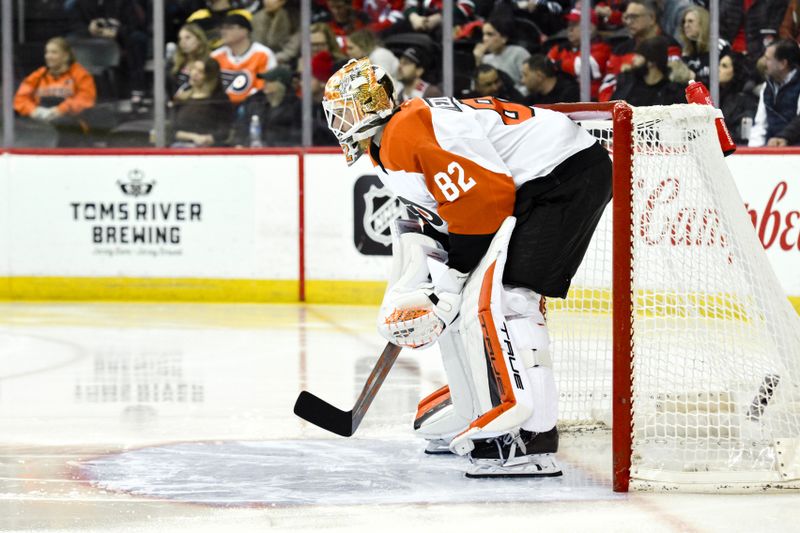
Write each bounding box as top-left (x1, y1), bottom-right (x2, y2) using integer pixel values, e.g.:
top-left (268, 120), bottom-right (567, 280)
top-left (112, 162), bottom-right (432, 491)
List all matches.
top-left (473, 15), bottom-right (530, 95)
top-left (471, 64), bottom-right (523, 102)
top-left (547, 8), bottom-right (611, 101)
top-left (326, 0), bottom-right (370, 37)
top-left (610, 36), bottom-right (686, 106)
top-left (749, 40), bottom-right (800, 147)
top-left (396, 47), bottom-right (443, 102)
top-left (521, 55), bottom-right (580, 105)
top-left (212, 10), bottom-right (277, 106)
top-left (599, 0), bottom-right (681, 101)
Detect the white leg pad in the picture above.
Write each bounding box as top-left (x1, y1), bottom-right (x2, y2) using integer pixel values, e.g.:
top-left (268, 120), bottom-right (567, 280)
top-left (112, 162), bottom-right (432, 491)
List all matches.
top-left (442, 218), bottom-right (560, 455)
top-left (521, 365), bottom-right (558, 432)
top-left (503, 291), bottom-right (558, 434)
top-left (446, 218), bottom-right (543, 455)
top-left (414, 329), bottom-right (475, 441)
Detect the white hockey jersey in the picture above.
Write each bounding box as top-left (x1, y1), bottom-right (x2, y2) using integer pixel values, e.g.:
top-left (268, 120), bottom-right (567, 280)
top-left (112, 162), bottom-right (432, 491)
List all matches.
top-left (369, 96), bottom-right (597, 238)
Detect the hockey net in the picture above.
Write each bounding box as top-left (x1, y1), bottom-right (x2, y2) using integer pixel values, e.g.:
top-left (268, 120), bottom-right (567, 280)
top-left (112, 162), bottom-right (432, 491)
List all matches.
top-left (545, 102), bottom-right (800, 492)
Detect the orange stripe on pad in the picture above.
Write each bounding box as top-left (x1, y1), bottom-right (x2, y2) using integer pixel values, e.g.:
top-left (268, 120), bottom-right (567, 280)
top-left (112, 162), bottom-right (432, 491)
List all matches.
top-left (467, 260), bottom-right (517, 432)
top-left (416, 384), bottom-right (451, 416)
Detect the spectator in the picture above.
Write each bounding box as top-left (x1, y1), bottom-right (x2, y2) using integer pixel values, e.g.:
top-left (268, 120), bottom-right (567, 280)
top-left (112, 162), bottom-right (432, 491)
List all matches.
top-left (168, 23), bottom-right (211, 97)
top-left (521, 54), bottom-right (580, 104)
top-left (346, 29), bottom-right (399, 79)
top-left (212, 10), bottom-right (278, 105)
top-left (718, 51), bottom-right (759, 144)
top-left (13, 37), bottom-right (97, 147)
top-left (611, 36), bottom-right (686, 106)
top-left (234, 66), bottom-right (302, 146)
top-left (473, 15), bottom-right (531, 94)
top-left (310, 22), bottom-right (348, 62)
top-left (595, 0), bottom-right (626, 31)
top-left (404, 0), bottom-right (477, 39)
top-left (354, 0), bottom-right (405, 36)
top-left (513, 0), bottom-right (571, 36)
top-left (251, 0), bottom-right (300, 64)
top-left (187, 0), bottom-right (234, 49)
top-left (722, 0), bottom-right (788, 59)
top-left (470, 63), bottom-right (524, 101)
top-left (68, 0), bottom-right (149, 106)
top-left (599, 0), bottom-right (681, 101)
top-left (749, 40), bottom-right (800, 146)
top-left (396, 46), bottom-right (443, 101)
top-left (326, 0), bottom-right (370, 37)
top-left (170, 56), bottom-right (234, 146)
top-left (678, 6), bottom-right (730, 86)
top-left (547, 7), bottom-right (611, 100)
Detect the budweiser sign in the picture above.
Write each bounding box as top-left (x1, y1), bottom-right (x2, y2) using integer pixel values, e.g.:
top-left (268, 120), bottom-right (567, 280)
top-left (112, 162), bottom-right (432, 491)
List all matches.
top-left (745, 181), bottom-right (800, 252)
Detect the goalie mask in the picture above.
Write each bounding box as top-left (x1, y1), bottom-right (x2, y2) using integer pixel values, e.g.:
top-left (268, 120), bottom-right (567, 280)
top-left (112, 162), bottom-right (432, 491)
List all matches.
top-left (322, 58), bottom-right (396, 165)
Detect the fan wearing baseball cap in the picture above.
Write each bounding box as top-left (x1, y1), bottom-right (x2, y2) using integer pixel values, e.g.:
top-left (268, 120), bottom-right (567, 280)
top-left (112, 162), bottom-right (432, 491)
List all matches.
top-left (211, 9), bottom-right (278, 105)
top-left (186, 0), bottom-right (235, 49)
top-left (396, 47), bottom-right (443, 102)
top-left (546, 7), bottom-right (611, 100)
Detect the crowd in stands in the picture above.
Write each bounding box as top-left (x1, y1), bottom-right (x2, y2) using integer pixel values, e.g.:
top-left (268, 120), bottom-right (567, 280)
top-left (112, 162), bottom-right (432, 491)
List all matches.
top-left (10, 0), bottom-right (800, 147)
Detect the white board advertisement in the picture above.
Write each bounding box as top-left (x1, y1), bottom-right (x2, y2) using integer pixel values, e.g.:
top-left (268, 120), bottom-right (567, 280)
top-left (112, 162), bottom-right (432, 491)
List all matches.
top-left (304, 154), bottom-right (394, 282)
top-left (2, 154), bottom-right (298, 279)
top-left (728, 155), bottom-right (800, 295)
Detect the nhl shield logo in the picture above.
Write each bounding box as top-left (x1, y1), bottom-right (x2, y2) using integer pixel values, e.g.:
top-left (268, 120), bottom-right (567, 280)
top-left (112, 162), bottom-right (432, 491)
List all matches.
top-left (117, 169), bottom-right (156, 197)
top-left (353, 175), bottom-right (407, 255)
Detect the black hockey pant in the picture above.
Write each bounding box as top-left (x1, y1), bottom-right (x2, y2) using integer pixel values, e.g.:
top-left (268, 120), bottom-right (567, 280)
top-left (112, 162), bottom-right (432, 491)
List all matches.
top-left (503, 141), bottom-right (613, 298)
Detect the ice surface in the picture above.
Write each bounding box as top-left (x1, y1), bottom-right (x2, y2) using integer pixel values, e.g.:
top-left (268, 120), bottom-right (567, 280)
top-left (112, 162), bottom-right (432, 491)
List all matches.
top-left (1, 302), bottom-right (799, 533)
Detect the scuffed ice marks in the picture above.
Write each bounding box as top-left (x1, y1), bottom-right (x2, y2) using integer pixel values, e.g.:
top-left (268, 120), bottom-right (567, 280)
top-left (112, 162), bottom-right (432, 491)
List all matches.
top-left (78, 439), bottom-right (618, 506)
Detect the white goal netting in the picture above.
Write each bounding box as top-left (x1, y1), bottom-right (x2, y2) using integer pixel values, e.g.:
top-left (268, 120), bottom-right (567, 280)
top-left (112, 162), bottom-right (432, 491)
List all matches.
top-left (550, 104), bottom-right (800, 491)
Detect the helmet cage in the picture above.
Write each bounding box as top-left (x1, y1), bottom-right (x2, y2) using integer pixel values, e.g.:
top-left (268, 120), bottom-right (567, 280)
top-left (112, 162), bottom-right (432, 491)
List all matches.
top-left (322, 58), bottom-right (395, 164)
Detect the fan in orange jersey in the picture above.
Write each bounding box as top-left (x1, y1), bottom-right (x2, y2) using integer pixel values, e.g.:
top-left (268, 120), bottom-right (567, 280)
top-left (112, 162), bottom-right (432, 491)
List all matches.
top-left (322, 58), bottom-right (611, 478)
top-left (14, 37), bottom-right (96, 123)
top-left (211, 11), bottom-right (277, 105)
top-left (14, 37), bottom-right (96, 146)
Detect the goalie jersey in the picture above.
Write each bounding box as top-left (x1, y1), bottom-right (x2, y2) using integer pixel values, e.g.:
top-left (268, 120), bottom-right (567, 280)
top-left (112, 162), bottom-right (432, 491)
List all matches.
top-left (368, 96), bottom-right (597, 273)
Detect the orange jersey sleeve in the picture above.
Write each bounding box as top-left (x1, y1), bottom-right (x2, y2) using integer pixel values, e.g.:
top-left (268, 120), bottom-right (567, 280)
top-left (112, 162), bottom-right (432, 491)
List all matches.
top-left (57, 63), bottom-right (96, 115)
top-left (379, 99), bottom-right (515, 237)
top-left (13, 67), bottom-right (47, 116)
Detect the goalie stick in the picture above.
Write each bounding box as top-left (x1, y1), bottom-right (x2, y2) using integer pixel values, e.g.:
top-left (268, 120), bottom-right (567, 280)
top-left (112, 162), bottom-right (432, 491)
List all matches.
top-left (293, 342), bottom-right (402, 436)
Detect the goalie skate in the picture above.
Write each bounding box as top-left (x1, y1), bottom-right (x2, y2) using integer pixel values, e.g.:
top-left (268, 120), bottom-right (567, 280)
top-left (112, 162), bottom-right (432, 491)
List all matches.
top-left (466, 453), bottom-right (562, 478)
top-left (465, 427), bottom-right (563, 478)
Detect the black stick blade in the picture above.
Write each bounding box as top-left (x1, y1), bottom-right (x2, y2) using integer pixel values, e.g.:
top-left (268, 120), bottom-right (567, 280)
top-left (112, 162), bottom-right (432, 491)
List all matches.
top-left (293, 390), bottom-right (355, 437)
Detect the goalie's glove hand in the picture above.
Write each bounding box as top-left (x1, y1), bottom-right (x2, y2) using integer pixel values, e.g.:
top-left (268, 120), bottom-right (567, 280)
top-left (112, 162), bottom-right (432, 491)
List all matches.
top-left (378, 268), bottom-right (468, 349)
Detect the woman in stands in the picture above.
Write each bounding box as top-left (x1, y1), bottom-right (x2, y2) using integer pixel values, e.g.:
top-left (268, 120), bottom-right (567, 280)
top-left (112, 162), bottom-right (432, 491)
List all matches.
top-left (718, 50), bottom-right (758, 145)
top-left (678, 6), bottom-right (729, 86)
top-left (13, 37), bottom-right (96, 147)
top-left (168, 23), bottom-right (211, 97)
top-left (169, 56), bottom-right (234, 147)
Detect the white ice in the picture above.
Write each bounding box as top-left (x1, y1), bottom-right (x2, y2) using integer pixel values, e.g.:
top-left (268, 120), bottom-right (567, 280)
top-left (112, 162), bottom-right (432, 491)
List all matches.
top-left (0, 302), bottom-right (798, 532)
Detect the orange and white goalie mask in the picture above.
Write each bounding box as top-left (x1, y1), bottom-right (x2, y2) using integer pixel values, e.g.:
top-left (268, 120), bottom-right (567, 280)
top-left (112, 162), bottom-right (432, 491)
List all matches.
top-left (322, 58), bottom-right (396, 165)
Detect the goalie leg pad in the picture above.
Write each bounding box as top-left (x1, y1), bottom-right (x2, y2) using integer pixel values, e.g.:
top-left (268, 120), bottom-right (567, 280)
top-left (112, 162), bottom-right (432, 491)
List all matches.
top-left (502, 288), bottom-right (558, 433)
top-left (443, 218), bottom-right (559, 455)
top-left (413, 329), bottom-right (475, 442)
top-left (446, 218), bottom-right (539, 454)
